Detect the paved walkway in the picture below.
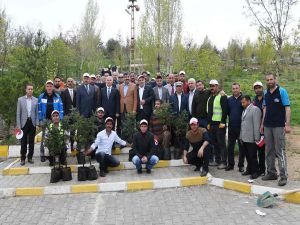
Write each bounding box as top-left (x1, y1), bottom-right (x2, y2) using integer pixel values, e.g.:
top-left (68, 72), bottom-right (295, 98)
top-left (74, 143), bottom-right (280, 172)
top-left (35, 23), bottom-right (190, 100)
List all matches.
top-left (0, 186), bottom-right (299, 225)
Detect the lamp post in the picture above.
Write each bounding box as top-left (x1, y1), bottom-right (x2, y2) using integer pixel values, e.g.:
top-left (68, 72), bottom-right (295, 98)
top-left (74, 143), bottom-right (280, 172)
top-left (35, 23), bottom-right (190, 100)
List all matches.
top-left (125, 0), bottom-right (139, 72)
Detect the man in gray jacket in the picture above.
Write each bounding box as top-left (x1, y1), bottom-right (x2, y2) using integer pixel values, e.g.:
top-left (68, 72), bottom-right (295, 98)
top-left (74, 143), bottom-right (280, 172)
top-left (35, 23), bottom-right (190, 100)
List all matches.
top-left (240, 95), bottom-right (261, 179)
top-left (16, 84), bottom-right (39, 165)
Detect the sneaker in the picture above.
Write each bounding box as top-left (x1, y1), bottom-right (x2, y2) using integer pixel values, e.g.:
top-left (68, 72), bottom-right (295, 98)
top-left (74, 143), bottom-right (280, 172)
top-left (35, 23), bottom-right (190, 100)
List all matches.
top-left (137, 169), bottom-right (142, 174)
top-left (40, 156), bottom-right (46, 162)
top-left (278, 178), bottom-right (287, 186)
top-left (20, 160), bottom-right (25, 166)
top-left (262, 173), bottom-right (278, 181)
top-left (225, 165), bottom-right (234, 171)
top-left (209, 161), bottom-right (218, 166)
top-left (200, 170), bottom-right (208, 177)
top-left (28, 159), bottom-right (34, 164)
top-left (99, 170), bottom-right (106, 177)
top-left (194, 167), bottom-right (200, 172)
top-left (250, 173), bottom-right (259, 179)
top-left (217, 164), bottom-right (226, 169)
top-left (146, 169), bottom-right (151, 174)
top-left (49, 161), bottom-right (54, 167)
top-left (239, 167), bottom-right (244, 173)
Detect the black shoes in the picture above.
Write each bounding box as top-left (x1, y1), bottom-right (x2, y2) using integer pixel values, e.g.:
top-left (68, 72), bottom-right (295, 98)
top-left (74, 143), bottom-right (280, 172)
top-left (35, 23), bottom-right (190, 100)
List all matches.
top-left (146, 169), bottom-right (151, 174)
top-left (239, 167), bottom-right (244, 173)
top-left (137, 169), bottom-right (142, 174)
top-left (99, 170), bottom-right (106, 177)
top-left (262, 173), bottom-right (278, 181)
top-left (28, 159), bottom-right (34, 164)
top-left (40, 156), bottom-right (46, 162)
top-left (194, 167), bottom-right (200, 172)
top-left (278, 178), bottom-right (287, 186)
top-left (20, 160), bottom-right (25, 166)
top-left (242, 171), bottom-right (250, 176)
top-left (250, 173), bottom-right (259, 179)
top-left (200, 170), bottom-right (208, 177)
top-left (225, 165), bottom-right (234, 171)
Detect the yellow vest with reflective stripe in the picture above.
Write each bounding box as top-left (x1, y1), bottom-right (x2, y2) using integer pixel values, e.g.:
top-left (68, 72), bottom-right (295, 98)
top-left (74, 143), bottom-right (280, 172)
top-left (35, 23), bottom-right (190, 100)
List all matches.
top-left (207, 94), bottom-right (222, 122)
top-left (49, 123), bottom-right (64, 135)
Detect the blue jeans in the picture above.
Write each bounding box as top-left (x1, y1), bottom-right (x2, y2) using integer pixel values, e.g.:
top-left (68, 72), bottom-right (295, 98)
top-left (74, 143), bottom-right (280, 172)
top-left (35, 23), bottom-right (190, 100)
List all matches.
top-left (132, 155), bottom-right (159, 170)
top-left (95, 152), bottom-right (120, 171)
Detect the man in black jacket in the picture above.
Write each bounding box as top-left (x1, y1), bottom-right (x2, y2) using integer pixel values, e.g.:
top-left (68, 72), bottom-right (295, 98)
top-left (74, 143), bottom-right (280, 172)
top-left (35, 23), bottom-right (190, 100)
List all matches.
top-left (132, 119), bottom-right (159, 174)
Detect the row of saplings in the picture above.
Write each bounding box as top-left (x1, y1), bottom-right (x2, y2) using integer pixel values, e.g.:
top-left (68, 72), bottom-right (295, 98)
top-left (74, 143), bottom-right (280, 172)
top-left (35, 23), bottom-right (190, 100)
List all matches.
top-left (46, 105), bottom-right (189, 183)
top-left (46, 111), bottom-right (98, 183)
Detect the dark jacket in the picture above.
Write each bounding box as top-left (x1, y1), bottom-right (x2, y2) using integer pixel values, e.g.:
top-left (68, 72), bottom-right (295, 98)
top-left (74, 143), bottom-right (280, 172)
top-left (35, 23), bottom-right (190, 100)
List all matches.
top-left (76, 84), bottom-right (96, 118)
top-left (60, 88), bottom-right (77, 115)
top-left (207, 93), bottom-right (228, 125)
top-left (192, 90), bottom-right (210, 118)
top-left (100, 86), bottom-right (120, 118)
top-left (184, 128), bottom-right (210, 152)
top-left (227, 94), bottom-right (243, 128)
top-left (169, 92), bottom-right (189, 116)
top-left (132, 131), bottom-right (155, 159)
top-left (137, 85), bottom-right (154, 117)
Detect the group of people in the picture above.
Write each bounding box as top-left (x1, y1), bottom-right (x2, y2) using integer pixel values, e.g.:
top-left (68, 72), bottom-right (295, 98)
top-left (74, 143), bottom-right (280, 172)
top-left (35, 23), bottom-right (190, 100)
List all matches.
top-left (16, 70), bottom-right (291, 185)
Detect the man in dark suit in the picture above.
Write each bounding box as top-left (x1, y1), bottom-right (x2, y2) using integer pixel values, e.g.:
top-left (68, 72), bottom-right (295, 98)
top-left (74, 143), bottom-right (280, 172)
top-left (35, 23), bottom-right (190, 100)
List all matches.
top-left (100, 76), bottom-right (120, 122)
top-left (153, 75), bottom-right (169, 103)
top-left (60, 77), bottom-right (77, 151)
top-left (61, 77), bottom-right (76, 115)
top-left (137, 75), bottom-right (154, 122)
top-left (169, 81), bottom-right (189, 116)
top-left (76, 73), bottom-right (96, 118)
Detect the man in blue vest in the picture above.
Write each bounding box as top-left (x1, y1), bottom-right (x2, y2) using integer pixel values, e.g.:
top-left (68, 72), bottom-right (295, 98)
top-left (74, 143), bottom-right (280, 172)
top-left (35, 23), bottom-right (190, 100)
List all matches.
top-left (207, 79), bottom-right (228, 169)
top-left (261, 73), bottom-right (291, 186)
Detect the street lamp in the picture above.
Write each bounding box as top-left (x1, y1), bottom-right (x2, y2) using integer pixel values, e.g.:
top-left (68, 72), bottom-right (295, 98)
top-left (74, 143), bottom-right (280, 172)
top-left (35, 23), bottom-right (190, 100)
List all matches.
top-left (125, 0), bottom-right (139, 72)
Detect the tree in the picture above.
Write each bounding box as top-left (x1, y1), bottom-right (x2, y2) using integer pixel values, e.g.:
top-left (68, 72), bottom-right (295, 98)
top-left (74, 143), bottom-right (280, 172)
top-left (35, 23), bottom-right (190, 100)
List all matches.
top-left (79, 0), bottom-right (103, 73)
top-left (0, 8), bottom-right (10, 75)
top-left (227, 38), bottom-right (243, 67)
top-left (138, 0), bottom-right (182, 73)
top-left (245, 0), bottom-right (299, 74)
top-left (256, 32), bottom-right (276, 72)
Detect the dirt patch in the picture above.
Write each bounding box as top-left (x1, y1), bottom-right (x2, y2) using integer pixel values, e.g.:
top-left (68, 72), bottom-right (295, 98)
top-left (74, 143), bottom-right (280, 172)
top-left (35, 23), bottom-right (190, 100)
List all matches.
top-left (286, 127), bottom-right (300, 181)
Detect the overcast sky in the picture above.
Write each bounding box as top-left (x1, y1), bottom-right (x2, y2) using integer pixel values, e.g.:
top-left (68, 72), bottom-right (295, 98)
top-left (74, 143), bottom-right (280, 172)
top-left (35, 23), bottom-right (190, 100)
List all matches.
top-left (1, 0), bottom-right (299, 49)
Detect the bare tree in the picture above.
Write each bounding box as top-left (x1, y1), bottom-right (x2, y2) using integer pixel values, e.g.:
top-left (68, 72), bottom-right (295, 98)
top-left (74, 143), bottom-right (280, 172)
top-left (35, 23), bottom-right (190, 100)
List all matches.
top-left (245, 0), bottom-right (298, 73)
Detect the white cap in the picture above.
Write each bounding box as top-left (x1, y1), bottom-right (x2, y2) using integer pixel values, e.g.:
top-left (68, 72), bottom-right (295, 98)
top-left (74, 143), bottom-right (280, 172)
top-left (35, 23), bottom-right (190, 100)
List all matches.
top-left (179, 70), bottom-right (186, 75)
top-left (189, 117), bottom-right (198, 125)
top-left (96, 107), bottom-right (105, 112)
top-left (138, 75), bottom-right (145, 80)
top-left (209, 79), bottom-right (219, 85)
top-left (51, 110), bottom-right (59, 116)
top-left (90, 74), bottom-right (96, 79)
top-left (45, 80), bottom-right (54, 85)
top-left (253, 81), bottom-right (263, 88)
top-left (139, 119), bottom-right (148, 125)
top-left (83, 73), bottom-right (90, 78)
top-left (175, 81), bottom-right (183, 87)
top-left (105, 117), bottom-right (114, 124)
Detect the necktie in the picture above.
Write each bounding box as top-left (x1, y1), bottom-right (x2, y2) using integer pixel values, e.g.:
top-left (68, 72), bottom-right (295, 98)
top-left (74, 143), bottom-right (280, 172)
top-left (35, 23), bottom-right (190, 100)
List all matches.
top-left (107, 87), bottom-right (111, 99)
top-left (70, 89), bottom-right (73, 101)
top-left (171, 85), bottom-right (174, 95)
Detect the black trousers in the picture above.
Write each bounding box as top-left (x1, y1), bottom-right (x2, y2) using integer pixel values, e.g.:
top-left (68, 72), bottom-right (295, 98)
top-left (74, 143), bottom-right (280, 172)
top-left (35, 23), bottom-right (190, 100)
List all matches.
top-left (186, 145), bottom-right (211, 171)
top-left (95, 152), bottom-right (120, 171)
top-left (258, 145), bottom-right (265, 174)
top-left (20, 119), bottom-right (36, 160)
top-left (137, 109), bottom-right (150, 122)
top-left (227, 126), bottom-right (245, 168)
top-left (210, 124), bottom-right (227, 164)
top-left (242, 142), bottom-right (259, 174)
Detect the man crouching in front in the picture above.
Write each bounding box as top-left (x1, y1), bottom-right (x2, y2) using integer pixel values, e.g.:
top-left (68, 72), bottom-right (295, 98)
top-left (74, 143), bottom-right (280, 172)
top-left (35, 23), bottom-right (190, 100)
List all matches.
top-left (183, 117), bottom-right (211, 177)
top-left (132, 119), bottom-right (159, 174)
top-left (85, 117), bottom-right (130, 177)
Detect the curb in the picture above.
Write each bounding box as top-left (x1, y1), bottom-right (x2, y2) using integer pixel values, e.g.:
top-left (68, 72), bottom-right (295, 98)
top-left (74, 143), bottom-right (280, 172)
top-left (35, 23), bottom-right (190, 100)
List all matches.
top-left (2, 160), bottom-right (188, 176)
top-left (0, 176), bottom-right (208, 198)
top-left (208, 177), bottom-right (300, 205)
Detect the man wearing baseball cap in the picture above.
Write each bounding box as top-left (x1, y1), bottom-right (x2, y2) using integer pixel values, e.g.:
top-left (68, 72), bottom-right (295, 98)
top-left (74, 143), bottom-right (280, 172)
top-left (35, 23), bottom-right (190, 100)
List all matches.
top-left (183, 118), bottom-right (211, 177)
top-left (95, 107), bottom-right (105, 133)
top-left (207, 79), bottom-right (228, 169)
top-left (38, 79), bottom-right (64, 162)
top-left (85, 117), bottom-right (131, 177)
top-left (132, 119), bottom-right (159, 174)
top-left (252, 81), bottom-right (265, 176)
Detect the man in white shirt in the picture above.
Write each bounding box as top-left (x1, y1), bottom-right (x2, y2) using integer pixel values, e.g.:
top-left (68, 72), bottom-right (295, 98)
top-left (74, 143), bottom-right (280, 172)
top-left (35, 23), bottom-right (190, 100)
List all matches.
top-left (85, 117), bottom-right (130, 177)
top-left (187, 78), bottom-right (196, 117)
